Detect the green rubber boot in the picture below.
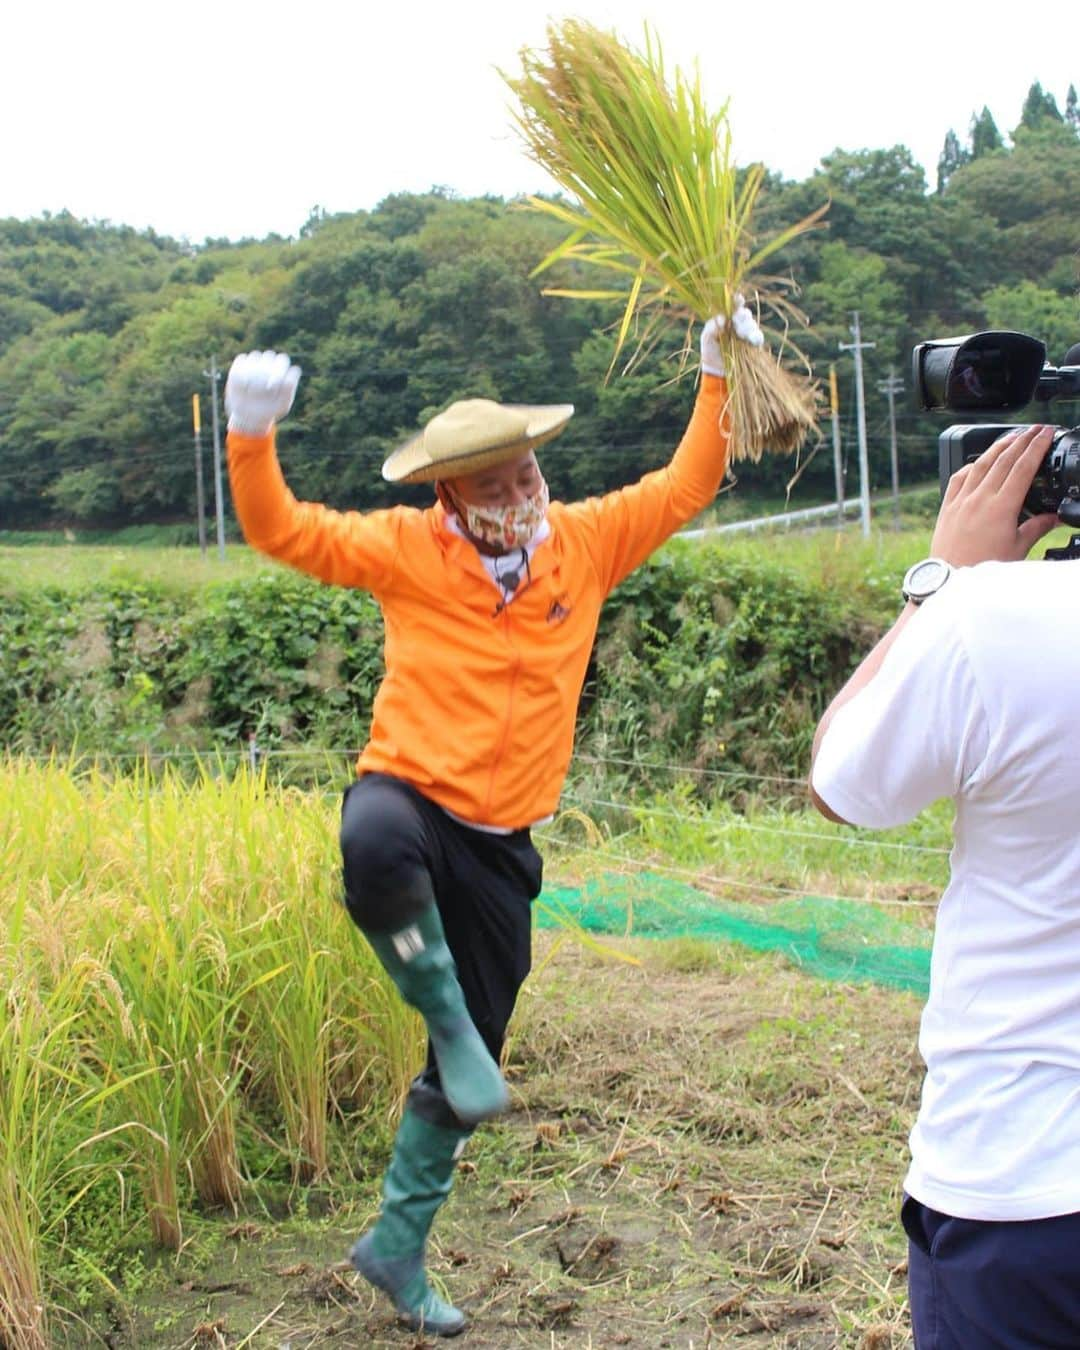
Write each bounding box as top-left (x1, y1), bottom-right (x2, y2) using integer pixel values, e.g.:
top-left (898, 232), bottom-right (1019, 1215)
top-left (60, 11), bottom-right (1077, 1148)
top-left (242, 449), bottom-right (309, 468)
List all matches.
top-left (363, 905), bottom-right (508, 1124)
top-left (351, 1108), bottom-right (470, 1337)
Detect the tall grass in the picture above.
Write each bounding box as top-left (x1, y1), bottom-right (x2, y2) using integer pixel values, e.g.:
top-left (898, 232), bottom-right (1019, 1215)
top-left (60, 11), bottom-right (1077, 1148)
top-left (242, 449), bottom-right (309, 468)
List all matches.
top-left (0, 956), bottom-right (130, 1350)
top-left (0, 757), bottom-right (411, 1339)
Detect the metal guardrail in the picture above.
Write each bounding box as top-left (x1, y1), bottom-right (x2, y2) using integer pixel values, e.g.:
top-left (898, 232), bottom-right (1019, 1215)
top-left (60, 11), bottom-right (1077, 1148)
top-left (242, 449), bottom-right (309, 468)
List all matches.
top-left (681, 497), bottom-right (863, 538)
top-left (681, 483), bottom-right (937, 539)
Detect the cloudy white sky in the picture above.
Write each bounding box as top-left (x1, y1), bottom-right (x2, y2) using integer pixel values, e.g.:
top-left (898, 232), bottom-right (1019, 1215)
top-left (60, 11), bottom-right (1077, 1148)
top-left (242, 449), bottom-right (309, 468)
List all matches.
top-left (4, 1), bottom-right (1076, 243)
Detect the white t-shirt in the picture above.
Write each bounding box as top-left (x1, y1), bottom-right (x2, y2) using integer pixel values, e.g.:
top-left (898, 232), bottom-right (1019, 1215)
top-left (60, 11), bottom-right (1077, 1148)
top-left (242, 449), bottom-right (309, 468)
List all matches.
top-left (812, 559), bottom-right (1080, 1221)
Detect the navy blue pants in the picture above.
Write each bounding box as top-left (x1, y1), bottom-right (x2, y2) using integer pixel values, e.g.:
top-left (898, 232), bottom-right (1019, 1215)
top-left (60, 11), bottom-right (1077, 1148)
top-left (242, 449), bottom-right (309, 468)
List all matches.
top-left (903, 1195), bottom-right (1080, 1348)
top-left (340, 773), bottom-right (543, 1125)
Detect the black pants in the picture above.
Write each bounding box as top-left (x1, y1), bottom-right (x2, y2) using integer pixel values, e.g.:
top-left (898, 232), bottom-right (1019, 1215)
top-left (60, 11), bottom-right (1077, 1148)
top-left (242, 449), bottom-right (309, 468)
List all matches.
top-left (902, 1194), bottom-right (1080, 1348)
top-left (340, 774), bottom-right (543, 1117)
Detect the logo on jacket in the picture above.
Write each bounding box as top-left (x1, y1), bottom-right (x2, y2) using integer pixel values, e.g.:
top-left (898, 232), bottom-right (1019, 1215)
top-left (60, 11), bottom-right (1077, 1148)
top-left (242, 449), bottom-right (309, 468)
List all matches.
top-left (547, 593), bottom-right (572, 624)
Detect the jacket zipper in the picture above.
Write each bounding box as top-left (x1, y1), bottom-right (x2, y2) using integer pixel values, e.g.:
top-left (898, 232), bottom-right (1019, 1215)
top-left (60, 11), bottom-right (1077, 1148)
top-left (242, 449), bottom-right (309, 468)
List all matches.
top-left (484, 602), bottom-right (521, 820)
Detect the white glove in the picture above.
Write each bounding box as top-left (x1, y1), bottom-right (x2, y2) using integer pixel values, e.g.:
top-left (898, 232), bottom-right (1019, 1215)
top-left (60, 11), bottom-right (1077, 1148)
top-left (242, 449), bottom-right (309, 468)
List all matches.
top-left (700, 296), bottom-right (765, 376)
top-left (225, 350), bottom-right (301, 436)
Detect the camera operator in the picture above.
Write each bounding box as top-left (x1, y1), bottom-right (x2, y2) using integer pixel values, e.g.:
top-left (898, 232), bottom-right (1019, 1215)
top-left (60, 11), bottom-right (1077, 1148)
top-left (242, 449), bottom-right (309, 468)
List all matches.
top-left (809, 424), bottom-right (1080, 1348)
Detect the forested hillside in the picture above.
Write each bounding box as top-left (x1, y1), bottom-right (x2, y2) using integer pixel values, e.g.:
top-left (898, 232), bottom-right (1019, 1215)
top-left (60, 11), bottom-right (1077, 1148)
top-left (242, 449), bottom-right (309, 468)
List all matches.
top-left (1, 84), bottom-right (1077, 530)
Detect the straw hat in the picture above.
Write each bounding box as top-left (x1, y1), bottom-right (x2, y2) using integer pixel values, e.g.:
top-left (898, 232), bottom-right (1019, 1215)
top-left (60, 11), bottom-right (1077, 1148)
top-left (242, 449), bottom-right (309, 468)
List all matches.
top-left (382, 398), bottom-right (574, 484)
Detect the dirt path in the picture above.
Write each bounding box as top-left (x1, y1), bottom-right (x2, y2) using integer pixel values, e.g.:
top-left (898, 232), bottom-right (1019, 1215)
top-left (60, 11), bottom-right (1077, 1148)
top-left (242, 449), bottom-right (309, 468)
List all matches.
top-left (64, 936), bottom-right (922, 1349)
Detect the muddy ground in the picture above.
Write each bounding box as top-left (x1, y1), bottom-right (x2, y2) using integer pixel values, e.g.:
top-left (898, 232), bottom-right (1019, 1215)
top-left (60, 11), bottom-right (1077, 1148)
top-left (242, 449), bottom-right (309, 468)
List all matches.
top-left (58, 935), bottom-right (923, 1349)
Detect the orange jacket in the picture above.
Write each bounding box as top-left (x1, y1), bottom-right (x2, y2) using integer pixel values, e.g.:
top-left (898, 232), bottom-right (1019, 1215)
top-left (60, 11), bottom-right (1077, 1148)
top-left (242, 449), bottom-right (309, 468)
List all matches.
top-left (227, 374), bottom-right (729, 829)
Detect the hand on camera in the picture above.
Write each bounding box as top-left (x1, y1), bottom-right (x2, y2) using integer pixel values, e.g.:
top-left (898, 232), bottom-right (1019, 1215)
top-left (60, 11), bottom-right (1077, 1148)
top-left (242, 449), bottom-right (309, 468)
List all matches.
top-left (930, 424), bottom-right (1060, 567)
top-left (225, 351), bottom-right (301, 437)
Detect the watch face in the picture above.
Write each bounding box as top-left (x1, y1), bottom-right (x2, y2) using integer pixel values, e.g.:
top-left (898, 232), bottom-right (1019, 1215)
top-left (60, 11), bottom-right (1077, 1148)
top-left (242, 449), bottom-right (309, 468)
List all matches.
top-left (910, 559), bottom-right (949, 591)
top-left (905, 558), bottom-right (951, 600)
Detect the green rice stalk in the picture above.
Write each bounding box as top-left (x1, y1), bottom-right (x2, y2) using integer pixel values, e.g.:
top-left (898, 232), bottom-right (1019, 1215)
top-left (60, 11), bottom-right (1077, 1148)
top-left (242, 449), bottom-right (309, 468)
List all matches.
top-left (504, 20), bottom-right (827, 459)
top-left (71, 767), bottom-right (283, 1242)
top-left (258, 943), bottom-right (335, 1185)
top-left (0, 962), bottom-right (121, 1350)
top-left (343, 971), bottom-right (426, 1124)
top-left (0, 978), bottom-right (64, 1350)
top-left (325, 942), bottom-right (417, 1126)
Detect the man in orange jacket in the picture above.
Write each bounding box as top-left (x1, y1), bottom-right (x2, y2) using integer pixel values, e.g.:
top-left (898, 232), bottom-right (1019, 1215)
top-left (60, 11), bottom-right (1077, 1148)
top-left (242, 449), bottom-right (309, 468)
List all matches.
top-left (225, 305), bottom-right (761, 1337)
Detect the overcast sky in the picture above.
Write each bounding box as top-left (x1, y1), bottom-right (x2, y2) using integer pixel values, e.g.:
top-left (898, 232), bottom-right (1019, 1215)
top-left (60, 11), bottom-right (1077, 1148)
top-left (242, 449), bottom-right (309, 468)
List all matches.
top-left (5, 1), bottom-right (1076, 244)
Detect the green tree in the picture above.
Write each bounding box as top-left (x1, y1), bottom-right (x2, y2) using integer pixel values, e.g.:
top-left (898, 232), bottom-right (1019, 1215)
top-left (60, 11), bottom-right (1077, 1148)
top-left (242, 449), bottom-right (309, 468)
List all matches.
top-left (969, 106), bottom-right (1004, 159)
top-left (803, 242), bottom-right (906, 363)
top-left (799, 146), bottom-right (998, 354)
top-left (47, 462), bottom-right (122, 520)
top-left (1065, 84), bottom-right (1079, 133)
top-left (981, 282), bottom-right (1080, 365)
top-left (801, 242), bottom-right (921, 489)
top-left (0, 330), bottom-right (116, 524)
top-left (2, 119), bottom-right (1078, 531)
top-left (810, 146), bottom-right (927, 244)
top-left (105, 290), bottom-right (252, 522)
top-left (944, 121), bottom-right (1080, 284)
top-left (937, 129), bottom-right (969, 192)
top-left (1019, 82), bottom-right (1063, 131)
top-left (564, 327), bottom-right (691, 500)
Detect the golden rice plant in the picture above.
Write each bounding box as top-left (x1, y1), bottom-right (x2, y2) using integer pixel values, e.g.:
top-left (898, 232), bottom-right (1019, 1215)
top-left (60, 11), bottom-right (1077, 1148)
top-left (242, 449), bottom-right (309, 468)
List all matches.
top-left (0, 754), bottom-right (455, 1331)
top-left (332, 967), bottom-right (425, 1127)
top-left (503, 20), bottom-right (828, 459)
top-left (0, 975), bottom-right (69, 1350)
top-left (0, 959), bottom-right (121, 1350)
top-left (254, 939), bottom-right (338, 1185)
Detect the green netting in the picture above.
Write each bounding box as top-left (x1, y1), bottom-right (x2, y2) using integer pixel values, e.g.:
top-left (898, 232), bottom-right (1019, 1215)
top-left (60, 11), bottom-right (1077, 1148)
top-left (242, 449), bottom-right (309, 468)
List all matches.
top-left (536, 872), bottom-right (932, 995)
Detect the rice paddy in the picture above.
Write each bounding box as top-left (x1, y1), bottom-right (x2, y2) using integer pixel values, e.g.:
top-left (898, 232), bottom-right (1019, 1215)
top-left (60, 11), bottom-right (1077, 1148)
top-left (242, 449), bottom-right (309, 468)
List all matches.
top-left (0, 754), bottom-right (944, 1347)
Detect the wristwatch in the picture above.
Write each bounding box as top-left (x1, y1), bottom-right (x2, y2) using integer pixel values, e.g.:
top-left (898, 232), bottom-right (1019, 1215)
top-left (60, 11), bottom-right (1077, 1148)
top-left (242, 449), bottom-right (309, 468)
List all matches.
top-left (902, 557), bottom-right (953, 606)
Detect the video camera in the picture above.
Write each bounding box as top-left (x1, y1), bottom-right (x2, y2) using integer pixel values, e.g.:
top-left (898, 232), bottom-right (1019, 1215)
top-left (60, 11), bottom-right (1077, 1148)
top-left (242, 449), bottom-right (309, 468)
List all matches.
top-left (912, 331), bottom-right (1080, 558)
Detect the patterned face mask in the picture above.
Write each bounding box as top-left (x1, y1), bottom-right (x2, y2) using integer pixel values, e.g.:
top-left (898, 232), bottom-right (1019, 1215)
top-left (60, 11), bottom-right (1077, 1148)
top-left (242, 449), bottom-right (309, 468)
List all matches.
top-left (459, 480), bottom-right (549, 552)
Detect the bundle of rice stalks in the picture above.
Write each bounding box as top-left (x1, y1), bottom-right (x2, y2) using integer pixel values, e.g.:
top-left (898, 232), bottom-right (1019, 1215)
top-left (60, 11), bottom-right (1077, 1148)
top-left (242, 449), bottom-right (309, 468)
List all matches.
top-left (503, 20), bottom-right (828, 459)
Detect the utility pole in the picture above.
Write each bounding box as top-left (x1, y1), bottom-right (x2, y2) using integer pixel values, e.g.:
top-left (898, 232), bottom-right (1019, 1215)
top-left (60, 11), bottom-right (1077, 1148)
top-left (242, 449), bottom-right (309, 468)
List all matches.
top-left (839, 313), bottom-right (875, 538)
top-left (203, 357), bottom-right (226, 561)
top-left (828, 364), bottom-right (844, 524)
top-left (191, 393), bottom-right (207, 557)
top-left (878, 366), bottom-right (905, 524)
